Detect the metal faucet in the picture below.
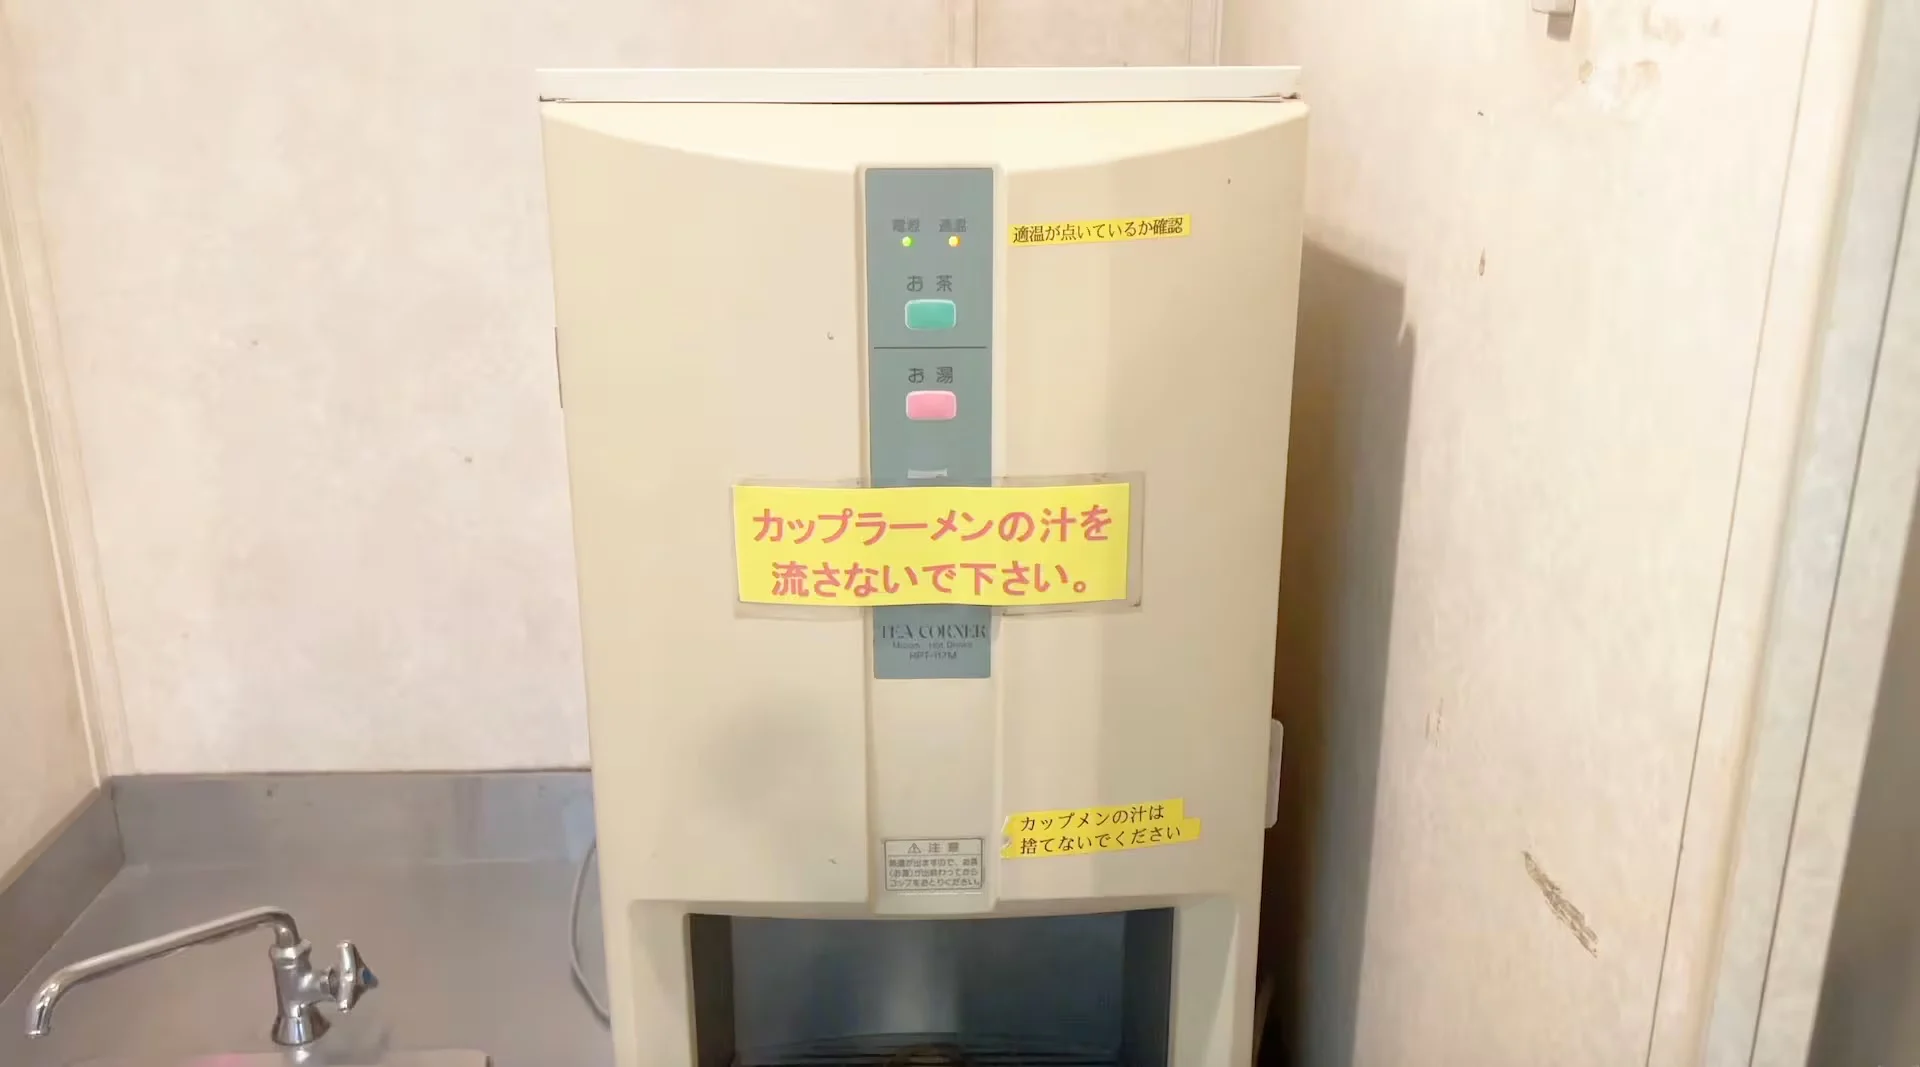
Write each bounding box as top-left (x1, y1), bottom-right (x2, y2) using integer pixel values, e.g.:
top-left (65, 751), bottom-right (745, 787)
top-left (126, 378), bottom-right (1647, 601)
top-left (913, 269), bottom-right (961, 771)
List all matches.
top-left (25, 905), bottom-right (376, 1046)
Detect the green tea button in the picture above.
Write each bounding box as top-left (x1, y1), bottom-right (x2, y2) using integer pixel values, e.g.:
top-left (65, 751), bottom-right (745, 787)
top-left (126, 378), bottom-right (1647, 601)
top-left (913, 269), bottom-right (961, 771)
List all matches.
top-left (904, 299), bottom-right (957, 331)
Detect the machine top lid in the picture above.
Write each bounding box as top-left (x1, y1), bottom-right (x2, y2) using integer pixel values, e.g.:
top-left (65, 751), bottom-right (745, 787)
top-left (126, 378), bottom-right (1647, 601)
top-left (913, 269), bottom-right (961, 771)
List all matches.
top-left (536, 66), bottom-right (1300, 105)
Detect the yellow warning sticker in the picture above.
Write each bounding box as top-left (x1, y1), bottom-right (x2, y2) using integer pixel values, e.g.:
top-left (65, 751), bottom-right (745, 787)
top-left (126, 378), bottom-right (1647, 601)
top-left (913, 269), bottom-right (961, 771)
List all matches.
top-left (1001, 798), bottom-right (1201, 859)
top-left (1009, 215), bottom-right (1191, 247)
top-left (732, 482), bottom-right (1132, 608)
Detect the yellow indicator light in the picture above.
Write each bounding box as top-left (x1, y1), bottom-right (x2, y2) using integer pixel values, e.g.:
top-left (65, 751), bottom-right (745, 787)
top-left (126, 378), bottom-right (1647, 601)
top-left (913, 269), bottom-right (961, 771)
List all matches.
top-left (901, 235), bottom-right (914, 248)
top-left (948, 235), bottom-right (962, 247)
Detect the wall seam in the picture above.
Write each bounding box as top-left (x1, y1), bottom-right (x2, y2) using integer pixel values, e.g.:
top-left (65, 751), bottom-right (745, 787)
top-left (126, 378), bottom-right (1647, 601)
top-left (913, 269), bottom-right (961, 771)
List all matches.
top-left (0, 13), bottom-right (133, 776)
top-left (947, 0), bottom-right (979, 68)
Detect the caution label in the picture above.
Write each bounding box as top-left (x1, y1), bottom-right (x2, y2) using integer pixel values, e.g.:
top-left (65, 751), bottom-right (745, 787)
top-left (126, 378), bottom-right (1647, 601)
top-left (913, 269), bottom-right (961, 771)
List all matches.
top-left (884, 837), bottom-right (985, 893)
top-left (1009, 215), bottom-right (1191, 247)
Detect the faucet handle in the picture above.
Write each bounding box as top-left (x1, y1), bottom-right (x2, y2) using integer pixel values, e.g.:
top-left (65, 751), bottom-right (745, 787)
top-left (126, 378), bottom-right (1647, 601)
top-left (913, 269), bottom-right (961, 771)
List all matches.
top-left (329, 941), bottom-right (377, 1012)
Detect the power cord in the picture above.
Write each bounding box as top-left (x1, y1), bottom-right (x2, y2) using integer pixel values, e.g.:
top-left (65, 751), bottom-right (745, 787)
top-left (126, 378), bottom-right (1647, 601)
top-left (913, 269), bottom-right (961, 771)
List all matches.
top-left (570, 837), bottom-right (611, 1023)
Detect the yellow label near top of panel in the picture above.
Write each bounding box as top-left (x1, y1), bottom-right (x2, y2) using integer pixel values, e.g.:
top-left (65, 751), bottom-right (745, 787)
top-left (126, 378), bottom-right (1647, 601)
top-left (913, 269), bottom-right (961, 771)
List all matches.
top-left (1009, 215), bottom-right (1191, 247)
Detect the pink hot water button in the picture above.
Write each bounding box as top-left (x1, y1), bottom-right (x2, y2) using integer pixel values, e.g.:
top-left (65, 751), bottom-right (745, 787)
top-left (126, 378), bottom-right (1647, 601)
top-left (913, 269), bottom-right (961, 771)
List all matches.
top-left (905, 390), bottom-right (957, 421)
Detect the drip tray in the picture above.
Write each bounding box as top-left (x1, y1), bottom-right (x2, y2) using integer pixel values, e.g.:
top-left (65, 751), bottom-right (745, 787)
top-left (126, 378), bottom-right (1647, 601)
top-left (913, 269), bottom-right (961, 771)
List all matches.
top-left (737, 1033), bottom-right (1118, 1067)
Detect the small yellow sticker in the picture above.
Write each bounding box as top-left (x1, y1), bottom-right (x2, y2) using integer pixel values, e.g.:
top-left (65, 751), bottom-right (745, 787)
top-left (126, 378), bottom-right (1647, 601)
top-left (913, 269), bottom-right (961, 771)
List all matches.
top-left (1009, 215), bottom-right (1191, 247)
top-left (1002, 798), bottom-right (1201, 859)
top-left (733, 482), bottom-right (1131, 608)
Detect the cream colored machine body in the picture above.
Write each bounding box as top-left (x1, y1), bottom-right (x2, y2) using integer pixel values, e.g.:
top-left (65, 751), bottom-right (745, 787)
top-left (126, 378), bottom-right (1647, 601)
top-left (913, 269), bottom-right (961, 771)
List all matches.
top-left (540, 68), bottom-right (1306, 1067)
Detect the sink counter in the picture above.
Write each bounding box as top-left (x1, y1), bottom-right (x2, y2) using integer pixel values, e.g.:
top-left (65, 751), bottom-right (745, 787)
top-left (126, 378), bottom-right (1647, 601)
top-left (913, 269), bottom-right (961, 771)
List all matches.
top-left (1, 859), bottom-right (613, 1067)
top-left (0, 775), bottom-right (614, 1067)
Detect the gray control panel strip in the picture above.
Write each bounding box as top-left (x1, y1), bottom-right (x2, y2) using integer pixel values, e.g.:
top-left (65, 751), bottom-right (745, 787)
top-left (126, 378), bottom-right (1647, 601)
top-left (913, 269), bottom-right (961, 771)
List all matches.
top-left (863, 167), bottom-right (993, 679)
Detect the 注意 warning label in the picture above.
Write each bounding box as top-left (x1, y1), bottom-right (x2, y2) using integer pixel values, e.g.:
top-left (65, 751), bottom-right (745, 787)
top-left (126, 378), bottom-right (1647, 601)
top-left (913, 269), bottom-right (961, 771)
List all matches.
top-left (732, 483), bottom-right (1133, 608)
top-left (1001, 798), bottom-right (1201, 859)
top-left (884, 838), bottom-right (985, 892)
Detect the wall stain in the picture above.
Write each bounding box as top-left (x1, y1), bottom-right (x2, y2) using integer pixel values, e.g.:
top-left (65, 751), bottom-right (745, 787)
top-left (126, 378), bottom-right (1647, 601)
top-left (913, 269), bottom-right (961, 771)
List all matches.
top-left (1646, 7), bottom-right (1726, 43)
top-left (1644, 9), bottom-right (1688, 43)
top-left (1524, 850), bottom-right (1600, 956)
top-left (1476, 251), bottom-right (1486, 277)
top-left (1572, 0), bottom-right (1702, 116)
top-left (1582, 58), bottom-right (1662, 113)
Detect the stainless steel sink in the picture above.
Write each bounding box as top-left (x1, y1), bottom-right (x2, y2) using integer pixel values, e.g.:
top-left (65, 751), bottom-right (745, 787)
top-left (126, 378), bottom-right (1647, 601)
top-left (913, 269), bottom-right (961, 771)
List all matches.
top-left (71, 1053), bottom-right (489, 1067)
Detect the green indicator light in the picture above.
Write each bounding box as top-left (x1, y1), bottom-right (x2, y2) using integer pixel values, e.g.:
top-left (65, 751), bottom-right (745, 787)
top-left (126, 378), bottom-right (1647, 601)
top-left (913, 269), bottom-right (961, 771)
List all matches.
top-left (901, 235), bottom-right (914, 248)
